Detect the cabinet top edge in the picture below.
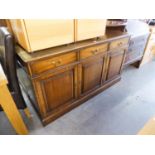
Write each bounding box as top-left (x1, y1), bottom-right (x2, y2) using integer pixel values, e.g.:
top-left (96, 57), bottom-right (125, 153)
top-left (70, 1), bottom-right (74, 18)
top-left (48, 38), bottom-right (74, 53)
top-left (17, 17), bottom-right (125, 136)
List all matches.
top-left (16, 31), bottom-right (130, 63)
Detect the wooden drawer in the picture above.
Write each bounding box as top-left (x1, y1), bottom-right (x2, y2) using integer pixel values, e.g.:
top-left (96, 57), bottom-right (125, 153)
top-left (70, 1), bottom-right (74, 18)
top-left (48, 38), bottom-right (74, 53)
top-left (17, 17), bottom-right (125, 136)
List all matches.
top-left (80, 43), bottom-right (108, 59)
top-left (30, 52), bottom-right (77, 75)
top-left (109, 38), bottom-right (129, 50)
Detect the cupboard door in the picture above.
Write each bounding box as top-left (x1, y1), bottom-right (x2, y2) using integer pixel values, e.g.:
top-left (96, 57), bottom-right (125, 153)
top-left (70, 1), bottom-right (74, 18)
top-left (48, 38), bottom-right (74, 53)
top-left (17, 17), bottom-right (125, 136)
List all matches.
top-left (79, 54), bottom-right (106, 95)
top-left (33, 65), bottom-right (78, 117)
top-left (106, 50), bottom-right (126, 80)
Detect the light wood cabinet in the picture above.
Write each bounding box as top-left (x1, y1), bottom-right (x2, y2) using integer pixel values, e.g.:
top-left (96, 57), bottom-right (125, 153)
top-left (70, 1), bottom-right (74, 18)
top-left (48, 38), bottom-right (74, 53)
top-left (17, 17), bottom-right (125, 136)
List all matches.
top-left (9, 20), bottom-right (74, 52)
top-left (75, 19), bottom-right (107, 41)
top-left (9, 19), bottom-right (107, 52)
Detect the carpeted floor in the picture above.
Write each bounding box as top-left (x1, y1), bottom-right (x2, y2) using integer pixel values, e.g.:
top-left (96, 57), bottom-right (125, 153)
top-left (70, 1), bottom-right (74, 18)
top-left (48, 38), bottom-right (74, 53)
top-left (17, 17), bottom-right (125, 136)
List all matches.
top-left (1, 61), bottom-right (155, 135)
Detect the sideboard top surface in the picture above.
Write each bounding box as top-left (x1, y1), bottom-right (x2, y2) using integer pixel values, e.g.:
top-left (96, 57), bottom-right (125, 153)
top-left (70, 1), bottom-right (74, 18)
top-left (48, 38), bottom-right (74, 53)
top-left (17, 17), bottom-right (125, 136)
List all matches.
top-left (16, 30), bottom-right (130, 63)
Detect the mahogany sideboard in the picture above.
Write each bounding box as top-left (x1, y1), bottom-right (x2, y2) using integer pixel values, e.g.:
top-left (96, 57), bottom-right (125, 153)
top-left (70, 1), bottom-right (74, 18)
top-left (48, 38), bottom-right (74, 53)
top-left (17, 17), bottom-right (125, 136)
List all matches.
top-left (16, 31), bottom-right (130, 125)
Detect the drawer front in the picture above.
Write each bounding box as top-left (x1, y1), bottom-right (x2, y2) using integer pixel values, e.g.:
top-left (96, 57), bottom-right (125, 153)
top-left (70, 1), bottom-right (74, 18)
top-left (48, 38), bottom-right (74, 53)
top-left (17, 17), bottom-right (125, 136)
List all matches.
top-left (109, 38), bottom-right (129, 50)
top-left (30, 52), bottom-right (77, 75)
top-left (80, 43), bottom-right (108, 59)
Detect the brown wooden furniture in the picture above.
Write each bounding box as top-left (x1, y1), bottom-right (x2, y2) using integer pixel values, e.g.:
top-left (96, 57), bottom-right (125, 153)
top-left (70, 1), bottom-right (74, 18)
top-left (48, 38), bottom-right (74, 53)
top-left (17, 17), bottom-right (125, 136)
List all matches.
top-left (16, 31), bottom-right (130, 125)
top-left (106, 19), bottom-right (127, 32)
top-left (0, 27), bottom-right (31, 117)
top-left (124, 34), bottom-right (149, 66)
top-left (124, 20), bottom-right (150, 67)
top-left (141, 26), bottom-right (155, 66)
top-left (0, 20), bottom-right (7, 26)
top-left (0, 63), bottom-right (28, 135)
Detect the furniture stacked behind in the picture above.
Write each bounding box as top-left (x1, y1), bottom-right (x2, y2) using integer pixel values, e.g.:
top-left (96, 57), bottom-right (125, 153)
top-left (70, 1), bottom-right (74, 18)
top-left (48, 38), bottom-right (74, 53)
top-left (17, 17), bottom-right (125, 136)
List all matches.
top-left (124, 34), bottom-right (149, 66)
top-left (124, 20), bottom-right (150, 67)
top-left (141, 26), bottom-right (155, 65)
top-left (9, 19), bottom-right (107, 53)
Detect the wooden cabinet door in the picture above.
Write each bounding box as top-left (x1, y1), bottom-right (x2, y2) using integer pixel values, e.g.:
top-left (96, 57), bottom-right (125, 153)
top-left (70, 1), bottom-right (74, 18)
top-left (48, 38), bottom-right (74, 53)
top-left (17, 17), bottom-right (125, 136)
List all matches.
top-left (33, 65), bottom-right (78, 117)
top-left (106, 50), bottom-right (126, 81)
top-left (79, 54), bottom-right (106, 95)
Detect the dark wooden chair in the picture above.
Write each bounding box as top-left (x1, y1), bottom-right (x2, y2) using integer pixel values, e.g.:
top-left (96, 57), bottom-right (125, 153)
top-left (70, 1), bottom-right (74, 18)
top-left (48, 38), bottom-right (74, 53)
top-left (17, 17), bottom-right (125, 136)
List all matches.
top-left (0, 27), bottom-right (30, 117)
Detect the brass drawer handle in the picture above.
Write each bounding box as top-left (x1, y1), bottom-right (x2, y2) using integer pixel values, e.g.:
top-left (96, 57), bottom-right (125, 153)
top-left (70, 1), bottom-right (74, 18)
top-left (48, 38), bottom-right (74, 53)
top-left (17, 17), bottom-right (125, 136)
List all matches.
top-left (51, 61), bottom-right (56, 65)
top-left (118, 42), bottom-right (123, 46)
top-left (91, 49), bottom-right (98, 55)
top-left (56, 59), bottom-right (62, 65)
top-left (51, 59), bottom-right (62, 66)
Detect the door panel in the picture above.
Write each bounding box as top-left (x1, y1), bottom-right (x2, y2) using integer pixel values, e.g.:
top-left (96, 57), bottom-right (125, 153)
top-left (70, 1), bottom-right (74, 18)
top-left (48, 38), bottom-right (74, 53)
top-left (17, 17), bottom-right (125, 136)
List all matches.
top-left (80, 55), bottom-right (106, 94)
top-left (34, 65), bottom-right (77, 116)
top-left (42, 70), bottom-right (74, 110)
top-left (106, 50), bottom-right (125, 80)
